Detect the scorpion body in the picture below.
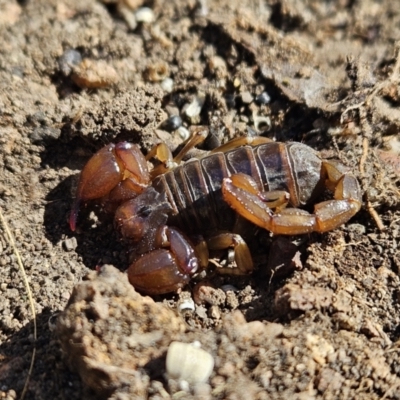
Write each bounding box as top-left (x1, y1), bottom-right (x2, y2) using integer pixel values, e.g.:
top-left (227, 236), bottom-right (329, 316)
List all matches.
top-left (70, 133), bottom-right (362, 295)
top-left (152, 142), bottom-right (321, 234)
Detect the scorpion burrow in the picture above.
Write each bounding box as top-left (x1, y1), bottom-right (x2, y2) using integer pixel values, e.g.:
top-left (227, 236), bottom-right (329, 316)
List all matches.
top-left (69, 130), bottom-right (362, 294)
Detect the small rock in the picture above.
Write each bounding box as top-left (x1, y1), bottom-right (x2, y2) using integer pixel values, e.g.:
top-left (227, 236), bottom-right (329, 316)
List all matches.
top-left (346, 223), bottom-right (366, 235)
top-left (166, 341), bottom-right (214, 384)
top-left (208, 305), bottom-right (221, 320)
top-left (195, 305), bottom-right (208, 319)
top-left (183, 93), bottom-right (206, 124)
top-left (177, 126), bottom-right (190, 141)
top-left (193, 282), bottom-right (225, 306)
top-left (58, 49), bottom-right (82, 76)
top-left (62, 237), bottom-right (77, 252)
top-left (161, 115), bottom-right (182, 132)
top-left (72, 59), bottom-right (118, 89)
top-left (255, 91), bottom-right (271, 105)
top-left (135, 7), bottom-right (155, 23)
top-left (177, 297), bottom-right (195, 313)
top-left (161, 77), bottom-right (174, 93)
top-left (241, 91), bottom-right (253, 104)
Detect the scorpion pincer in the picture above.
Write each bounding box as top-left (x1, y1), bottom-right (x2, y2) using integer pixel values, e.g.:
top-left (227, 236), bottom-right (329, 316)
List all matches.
top-left (69, 130), bottom-right (362, 295)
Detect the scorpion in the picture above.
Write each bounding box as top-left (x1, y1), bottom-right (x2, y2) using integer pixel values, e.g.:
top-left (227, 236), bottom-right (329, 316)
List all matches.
top-left (69, 129), bottom-right (362, 295)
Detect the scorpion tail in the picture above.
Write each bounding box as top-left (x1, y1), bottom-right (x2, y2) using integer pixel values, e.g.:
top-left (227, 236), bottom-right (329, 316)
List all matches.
top-left (69, 198), bottom-right (80, 231)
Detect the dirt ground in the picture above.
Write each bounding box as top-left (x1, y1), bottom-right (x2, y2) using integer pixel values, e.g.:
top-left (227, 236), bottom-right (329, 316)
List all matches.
top-left (1, 0), bottom-right (400, 399)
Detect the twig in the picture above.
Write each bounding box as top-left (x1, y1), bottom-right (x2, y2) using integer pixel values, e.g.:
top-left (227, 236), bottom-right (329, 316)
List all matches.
top-left (0, 206), bottom-right (37, 399)
top-left (359, 137), bottom-right (385, 231)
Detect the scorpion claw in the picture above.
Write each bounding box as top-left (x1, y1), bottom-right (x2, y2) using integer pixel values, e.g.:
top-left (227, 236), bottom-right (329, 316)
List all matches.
top-left (128, 249), bottom-right (192, 295)
top-left (70, 142), bottom-right (150, 231)
top-left (128, 226), bottom-right (199, 295)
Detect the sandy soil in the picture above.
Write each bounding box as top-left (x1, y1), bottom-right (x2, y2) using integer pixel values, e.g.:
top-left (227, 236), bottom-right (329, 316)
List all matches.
top-left (1, 0), bottom-right (400, 399)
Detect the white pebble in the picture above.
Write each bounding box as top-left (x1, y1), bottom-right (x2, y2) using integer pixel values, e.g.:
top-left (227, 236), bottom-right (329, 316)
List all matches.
top-left (183, 93), bottom-right (206, 121)
top-left (135, 7), bottom-right (155, 23)
top-left (179, 380), bottom-right (190, 392)
top-left (166, 341), bottom-right (214, 384)
top-left (177, 298), bottom-right (195, 313)
top-left (177, 126), bottom-right (190, 141)
top-left (161, 77), bottom-right (174, 93)
top-left (221, 284), bottom-right (238, 292)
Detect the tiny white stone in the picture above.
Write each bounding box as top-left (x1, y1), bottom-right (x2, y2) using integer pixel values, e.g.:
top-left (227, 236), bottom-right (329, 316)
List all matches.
top-left (179, 380), bottom-right (190, 392)
top-left (161, 77), bottom-right (174, 93)
top-left (221, 284), bottom-right (238, 292)
top-left (178, 298), bottom-right (195, 313)
top-left (177, 126), bottom-right (190, 141)
top-left (166, 341), bottom-right (214, 384)
top-left (135, 7), bottom-right (155, 23)
top-left (184, 93), bottom-right (206, 119)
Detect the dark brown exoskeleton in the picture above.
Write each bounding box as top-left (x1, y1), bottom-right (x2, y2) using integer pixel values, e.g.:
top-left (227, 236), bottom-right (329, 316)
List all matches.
top-left (70, 130), bottom-right (362, 294)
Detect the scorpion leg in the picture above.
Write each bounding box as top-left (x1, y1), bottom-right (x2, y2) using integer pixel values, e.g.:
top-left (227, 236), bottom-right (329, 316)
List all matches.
top-left (173, 126), bottom-right (208, 164)
top-left (222, 174), bottom-right (315, 235)
top-left (146, 142), bottom-right (175, 178)
top-left (207, 232), bottom-right (253, 274)
top-left (228, 173), bottom-right (290, 210)
top-left (222, 166), bottom-right (361, 235)
top-left (313, 161), bottom-right (362, 232)
top-left (149, 127), bottom-right (209, 178)
top-left (127, 226), bottom-right (199, 295)
top-left (210, 136), bottom-right (273, 154)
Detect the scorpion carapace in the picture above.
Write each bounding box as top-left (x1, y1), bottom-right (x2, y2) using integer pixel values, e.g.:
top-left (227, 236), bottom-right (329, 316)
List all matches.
top-left (70, 133), bottom-right (362, 295)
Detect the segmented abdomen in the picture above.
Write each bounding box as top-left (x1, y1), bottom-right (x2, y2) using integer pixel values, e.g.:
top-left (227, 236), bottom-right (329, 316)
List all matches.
top-left (151, 142), bottom-right (322, 233)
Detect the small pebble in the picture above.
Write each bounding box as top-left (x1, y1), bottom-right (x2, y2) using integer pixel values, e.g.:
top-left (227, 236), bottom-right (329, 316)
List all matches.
top-left (58, 49), bottom-right (82, 76)
top-left (177, 126), bottom-right (190, 141)
top-left (161, 77), bottom-right (174, 93)
top-left (195, 305), bottom-right (208, 319)
top-left (166, 341), bottom-right (214, 384)
top-left (183, 93), bottom-right (205, 124)
top-left (255, 91), bottom-right (271, 105)
top-left (178, 380), bottom-right (190, 392)
top-left (72, 59), bottom-right (118, 89)
top-left (63, 237), bottom-right (77, 252)
top-left (346, 223), bottom-right (366, 235)
top-left (177, 298), bottom-right (195, 313)
top-left (221, 284), bottom-right (238, 292)
top-left (241, 91), bottom-right (253, 104)
top-left (208, 305), bottom-right (221, 319)
top-left (135, 7), bottom-right (155, 23)
top-left (161, 115), bottom-right (182, 132)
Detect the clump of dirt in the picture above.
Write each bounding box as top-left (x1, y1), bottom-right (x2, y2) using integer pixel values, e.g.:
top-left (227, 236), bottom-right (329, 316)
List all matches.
top-left (1, 0), bottom-right (400, 399)
top-left (65, 85), bottom-right (167, 148)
